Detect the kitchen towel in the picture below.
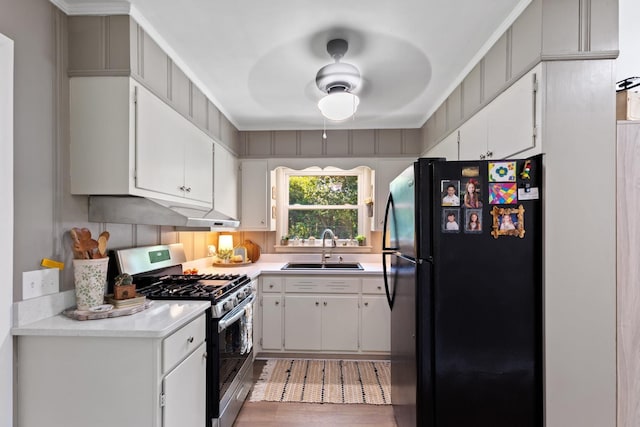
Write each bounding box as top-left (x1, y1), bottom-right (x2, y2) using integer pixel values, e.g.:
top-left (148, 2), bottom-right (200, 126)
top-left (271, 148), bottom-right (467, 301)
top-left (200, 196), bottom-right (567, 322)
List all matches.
top-left (240, 302), bottom-right (253, 354)
top-left (250, 359), bottom-right (390, 405)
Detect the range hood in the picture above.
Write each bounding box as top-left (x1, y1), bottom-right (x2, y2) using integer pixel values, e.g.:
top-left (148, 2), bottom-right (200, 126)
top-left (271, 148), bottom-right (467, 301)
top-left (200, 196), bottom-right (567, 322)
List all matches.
top-left (88, 196), bottom-right (240, 229)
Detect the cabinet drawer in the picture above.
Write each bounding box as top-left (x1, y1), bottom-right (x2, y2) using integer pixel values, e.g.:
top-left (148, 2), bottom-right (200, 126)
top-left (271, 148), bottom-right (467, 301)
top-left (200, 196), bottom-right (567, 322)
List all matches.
top-left (163, 313), bottom-right (206, 373)
top-left (362, 277), bottom-right (385, 294)
top-left (262, 277), bottom-right (283, 293)
top-left (285, 277), bottom-right (360, 293)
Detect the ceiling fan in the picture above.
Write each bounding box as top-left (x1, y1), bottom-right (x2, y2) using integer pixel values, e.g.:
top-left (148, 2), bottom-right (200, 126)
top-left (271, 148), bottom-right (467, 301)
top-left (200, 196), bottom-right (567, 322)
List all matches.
top-left (315, 39), bottom-right (361, 122)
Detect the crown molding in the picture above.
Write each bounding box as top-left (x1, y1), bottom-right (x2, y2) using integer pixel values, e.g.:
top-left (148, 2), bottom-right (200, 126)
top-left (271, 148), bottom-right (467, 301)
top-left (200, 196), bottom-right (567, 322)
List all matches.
top-left (49, 0), bottom-right (131, 15)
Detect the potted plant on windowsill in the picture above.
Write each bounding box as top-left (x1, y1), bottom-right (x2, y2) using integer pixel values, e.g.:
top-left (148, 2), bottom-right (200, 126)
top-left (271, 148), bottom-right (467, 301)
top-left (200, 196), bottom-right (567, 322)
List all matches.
top-left (355, 235), bottom-right (366, 246)
top-left (280, 236), bottom-right (290, 246)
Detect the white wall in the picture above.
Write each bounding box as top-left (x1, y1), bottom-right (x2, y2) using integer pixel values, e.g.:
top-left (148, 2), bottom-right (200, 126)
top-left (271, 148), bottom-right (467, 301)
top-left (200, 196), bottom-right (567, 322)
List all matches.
top-left (0, 32), bottom-right (14, 427)
top-left (618, 0), bottom-right (640, 80)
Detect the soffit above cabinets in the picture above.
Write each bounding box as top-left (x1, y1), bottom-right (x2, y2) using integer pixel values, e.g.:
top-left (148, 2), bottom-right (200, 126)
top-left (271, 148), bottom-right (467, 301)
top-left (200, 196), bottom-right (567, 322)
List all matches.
top-left (54, 0), bottom-right (531, 131)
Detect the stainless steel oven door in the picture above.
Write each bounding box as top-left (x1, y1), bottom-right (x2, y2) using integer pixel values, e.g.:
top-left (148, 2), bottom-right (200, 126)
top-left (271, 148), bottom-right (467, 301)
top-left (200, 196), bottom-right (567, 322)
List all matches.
top-left (214, 293), bottom-right (254, 427)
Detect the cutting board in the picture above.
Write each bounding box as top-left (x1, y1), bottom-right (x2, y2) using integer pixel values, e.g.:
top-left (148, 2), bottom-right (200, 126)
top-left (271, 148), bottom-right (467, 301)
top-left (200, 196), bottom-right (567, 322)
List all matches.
top-left (243, 239), bottom-right (261, 262)
top-left (63, 300), bottom-right (153, 321)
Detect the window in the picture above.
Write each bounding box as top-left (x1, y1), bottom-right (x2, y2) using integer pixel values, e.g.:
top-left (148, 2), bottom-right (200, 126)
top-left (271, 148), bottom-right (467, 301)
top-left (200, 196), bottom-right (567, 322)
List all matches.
top-left (276, 166), bottom-right (373, 243)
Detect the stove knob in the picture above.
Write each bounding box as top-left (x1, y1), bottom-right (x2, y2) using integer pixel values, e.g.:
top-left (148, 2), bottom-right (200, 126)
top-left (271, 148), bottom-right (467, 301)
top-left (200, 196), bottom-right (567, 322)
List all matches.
top-left (223, 300), bottom-right (233, 311)
top-left (236, 290), bottom-right (245, 300)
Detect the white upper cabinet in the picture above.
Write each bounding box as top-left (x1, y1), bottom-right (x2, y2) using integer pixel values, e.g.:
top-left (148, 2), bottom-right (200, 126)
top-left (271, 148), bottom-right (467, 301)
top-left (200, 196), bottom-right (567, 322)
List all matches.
top-left (425, 130), bottom-right (459, 160)
top-left (458, 64), bottom-right (542, 161)
top-left (239, 159), bottom-right (275, 230)
top-left (213, 142), bottom-right (239, 219)
top-left (70, 76), bottom-right (213, 208)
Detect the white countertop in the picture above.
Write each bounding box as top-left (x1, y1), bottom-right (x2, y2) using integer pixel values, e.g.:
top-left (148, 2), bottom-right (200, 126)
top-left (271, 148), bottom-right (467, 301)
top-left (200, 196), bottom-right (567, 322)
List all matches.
top-left (186, 256), bottom-right (384, 278)
top-left (12, 300), bottom-right (211, 338)
top-left (12, 254), bottom-right (383, 338)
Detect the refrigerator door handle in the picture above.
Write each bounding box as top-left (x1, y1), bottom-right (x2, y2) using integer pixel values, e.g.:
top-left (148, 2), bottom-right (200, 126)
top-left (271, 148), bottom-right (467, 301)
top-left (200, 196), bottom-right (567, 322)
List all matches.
top-left (382, 252), bottom-right (395, 309)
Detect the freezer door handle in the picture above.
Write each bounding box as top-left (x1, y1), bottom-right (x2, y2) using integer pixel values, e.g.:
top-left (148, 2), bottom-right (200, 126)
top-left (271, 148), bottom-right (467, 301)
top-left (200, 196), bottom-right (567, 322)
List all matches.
top-left (381, 193), bottom-right (398, 251)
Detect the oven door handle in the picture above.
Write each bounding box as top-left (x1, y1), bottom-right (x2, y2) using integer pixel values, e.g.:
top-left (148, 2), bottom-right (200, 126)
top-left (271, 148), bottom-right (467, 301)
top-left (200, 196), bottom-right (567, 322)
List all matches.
top-left (218, 293), bottom-right (255, 333)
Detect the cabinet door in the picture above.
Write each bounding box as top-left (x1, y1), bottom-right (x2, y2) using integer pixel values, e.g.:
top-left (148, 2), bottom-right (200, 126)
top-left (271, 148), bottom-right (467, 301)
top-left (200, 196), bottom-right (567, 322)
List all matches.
top-left (374, 159), bottom-right (414, 230)
top-left (486, 64), bottom-right (540, 159)
top-left (136, 83), bottom-right (184, 198)
top-left (262, 295), bottom-right (283, 351)
top-left (284, 295), bottom-right (321, 350)
top-left (214, 143), bottom-right (238, 218)
top-left (425, 130), bottom-right (459, 160)
top-left (361, 295), bottom-right (391, 352)
top-left (162, 342), bottom-right (206, 427)
top-left (240, 160), bottom-right (270, 229)
top-left (321, 296), bottom-right (359, 351)
top-left (183, 131), bottom-right (213, 204)
top-left (458, 107), bottom-right (489, 160)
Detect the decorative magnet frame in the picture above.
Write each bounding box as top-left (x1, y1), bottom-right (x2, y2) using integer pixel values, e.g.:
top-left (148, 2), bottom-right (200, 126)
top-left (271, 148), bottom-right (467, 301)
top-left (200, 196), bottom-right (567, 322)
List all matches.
top-left (490, 205), bottom-right (525, 239)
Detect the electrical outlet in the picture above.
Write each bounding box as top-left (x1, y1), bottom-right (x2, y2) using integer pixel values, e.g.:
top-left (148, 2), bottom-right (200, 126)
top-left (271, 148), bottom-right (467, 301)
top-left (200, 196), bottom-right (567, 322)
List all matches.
top-left (22, 269), bottom-right (60, 300)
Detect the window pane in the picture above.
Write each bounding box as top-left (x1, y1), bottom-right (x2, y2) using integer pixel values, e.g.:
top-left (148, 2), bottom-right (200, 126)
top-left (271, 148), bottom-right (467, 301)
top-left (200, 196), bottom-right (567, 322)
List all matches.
top-left (288, 209), bottom-right (358, 239)
top-left (289, 176), bottom-right (358, 206)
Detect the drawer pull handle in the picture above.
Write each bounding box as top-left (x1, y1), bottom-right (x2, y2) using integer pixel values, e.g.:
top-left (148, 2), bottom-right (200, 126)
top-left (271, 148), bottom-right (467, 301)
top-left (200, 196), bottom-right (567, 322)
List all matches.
top-left (323, 301), bottom-right (327, 306)
top-left (315, 302), bottom-right (319, 306)
top-left (269, 284), bottom-right (274, 288)
top-left (275, 301), bottom-right (280, 305)
top-left (187, 336), bottom-right (194, 343)
top-left (364, 302), bottom-right (369, 306)
top-left (377, 286), bottom-right (382, 290)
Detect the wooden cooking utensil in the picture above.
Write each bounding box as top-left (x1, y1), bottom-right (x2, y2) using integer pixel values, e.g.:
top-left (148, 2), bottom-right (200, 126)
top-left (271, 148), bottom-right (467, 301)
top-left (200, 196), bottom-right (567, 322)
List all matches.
top-left (97, 232), bottom-right (109, 258)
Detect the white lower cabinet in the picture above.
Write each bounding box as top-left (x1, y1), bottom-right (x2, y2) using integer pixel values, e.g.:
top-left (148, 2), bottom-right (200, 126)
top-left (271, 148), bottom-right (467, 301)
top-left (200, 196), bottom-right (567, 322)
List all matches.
top-left (258, 274), bottom-right (389, 355)
top-left (320, 296), bottom-right (359, 351)
top-left (361, 277), bottom-right (390, 352)
top-left (284, 295), bottom-right (323, 350)
top-left (361, 296), bottom-right (390, 352)
top-left (261, 294), bottom-right (284, 350)
top-left (163, 341), bottom-right (207, 427)
top-left (16, 312), bottom-right (207, 427)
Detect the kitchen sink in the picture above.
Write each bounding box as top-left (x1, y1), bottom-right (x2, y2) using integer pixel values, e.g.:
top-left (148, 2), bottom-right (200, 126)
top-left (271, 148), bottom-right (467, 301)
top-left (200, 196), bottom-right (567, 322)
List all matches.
top-left (282, 262), bottom-right (363, 270)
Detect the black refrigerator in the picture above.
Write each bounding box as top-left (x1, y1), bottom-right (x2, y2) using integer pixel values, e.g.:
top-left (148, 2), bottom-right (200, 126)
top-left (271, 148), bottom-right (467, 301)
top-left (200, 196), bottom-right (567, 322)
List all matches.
top-left (382, 155), bottom-right (543, 427)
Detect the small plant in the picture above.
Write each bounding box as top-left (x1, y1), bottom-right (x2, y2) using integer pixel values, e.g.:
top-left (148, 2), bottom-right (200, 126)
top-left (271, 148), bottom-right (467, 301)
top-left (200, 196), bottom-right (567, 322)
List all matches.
top-left (355, 234), bottom-right (366, 246)
top-left (217, 248), bottom-right (233, 261)
top-left (114, 273), bottom-right (133, 287)
top-left (280, 235), bottom-right (290, 246)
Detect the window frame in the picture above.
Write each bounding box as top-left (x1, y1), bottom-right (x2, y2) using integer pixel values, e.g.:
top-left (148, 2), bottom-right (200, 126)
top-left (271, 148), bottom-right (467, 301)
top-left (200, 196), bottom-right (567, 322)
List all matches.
top-left (276, 166), bottom-right (372, 246)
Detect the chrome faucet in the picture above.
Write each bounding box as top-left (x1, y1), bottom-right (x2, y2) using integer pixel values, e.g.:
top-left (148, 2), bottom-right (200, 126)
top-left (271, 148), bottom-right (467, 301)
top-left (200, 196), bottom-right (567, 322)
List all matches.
top-left (321, 228), bottom-right (336, 263)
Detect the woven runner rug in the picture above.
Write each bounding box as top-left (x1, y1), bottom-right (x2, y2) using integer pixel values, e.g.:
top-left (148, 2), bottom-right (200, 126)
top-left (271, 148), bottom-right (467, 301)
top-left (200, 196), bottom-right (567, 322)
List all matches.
top-left (249, 359), bottom-right (390, 405)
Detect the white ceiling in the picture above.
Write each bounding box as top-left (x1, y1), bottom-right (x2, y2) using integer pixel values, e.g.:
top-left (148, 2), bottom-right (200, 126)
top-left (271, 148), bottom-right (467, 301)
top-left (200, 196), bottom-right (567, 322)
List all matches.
top-left (55, 0), bottom-right (531, 131)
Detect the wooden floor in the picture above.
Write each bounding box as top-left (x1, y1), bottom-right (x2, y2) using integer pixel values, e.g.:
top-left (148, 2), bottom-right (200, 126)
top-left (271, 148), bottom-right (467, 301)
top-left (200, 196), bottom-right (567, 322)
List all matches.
top-left (232, 360), bottom-right (397, 427)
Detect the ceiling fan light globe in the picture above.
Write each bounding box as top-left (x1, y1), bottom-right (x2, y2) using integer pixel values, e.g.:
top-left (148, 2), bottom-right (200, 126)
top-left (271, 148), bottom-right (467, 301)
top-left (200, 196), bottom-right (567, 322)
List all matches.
top-left (318, 92), bottom-right (360, 121)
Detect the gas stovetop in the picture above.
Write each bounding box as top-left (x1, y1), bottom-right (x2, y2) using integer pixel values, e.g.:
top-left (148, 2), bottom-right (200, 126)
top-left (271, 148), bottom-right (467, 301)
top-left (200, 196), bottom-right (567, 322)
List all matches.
top-left (136, 273), bottom-right (248, 301)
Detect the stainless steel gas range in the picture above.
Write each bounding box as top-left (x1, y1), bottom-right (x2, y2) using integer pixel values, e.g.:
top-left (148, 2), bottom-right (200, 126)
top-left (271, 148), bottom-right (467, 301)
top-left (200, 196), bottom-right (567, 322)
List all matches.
top-left (112, 243), bottom-right (254, 427)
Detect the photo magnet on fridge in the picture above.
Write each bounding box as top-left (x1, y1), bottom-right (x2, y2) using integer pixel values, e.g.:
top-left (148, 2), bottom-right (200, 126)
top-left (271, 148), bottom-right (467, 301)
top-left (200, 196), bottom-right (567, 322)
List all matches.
top-left (462, 178), bottom-right (483, 208)
top-left (490, 205), bottom-right (526, 239)
top-left (442, 208), bottom-right (460, 233)
top-left (464, 209), bottom-right (482, 234)
top-left (441, 180), bottom-right (460, 206)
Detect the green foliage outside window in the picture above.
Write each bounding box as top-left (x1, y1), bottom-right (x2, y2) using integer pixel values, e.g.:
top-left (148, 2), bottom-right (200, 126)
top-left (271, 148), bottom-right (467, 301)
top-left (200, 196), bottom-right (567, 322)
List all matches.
top-left (288, 175), bottom-right (358, 239)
